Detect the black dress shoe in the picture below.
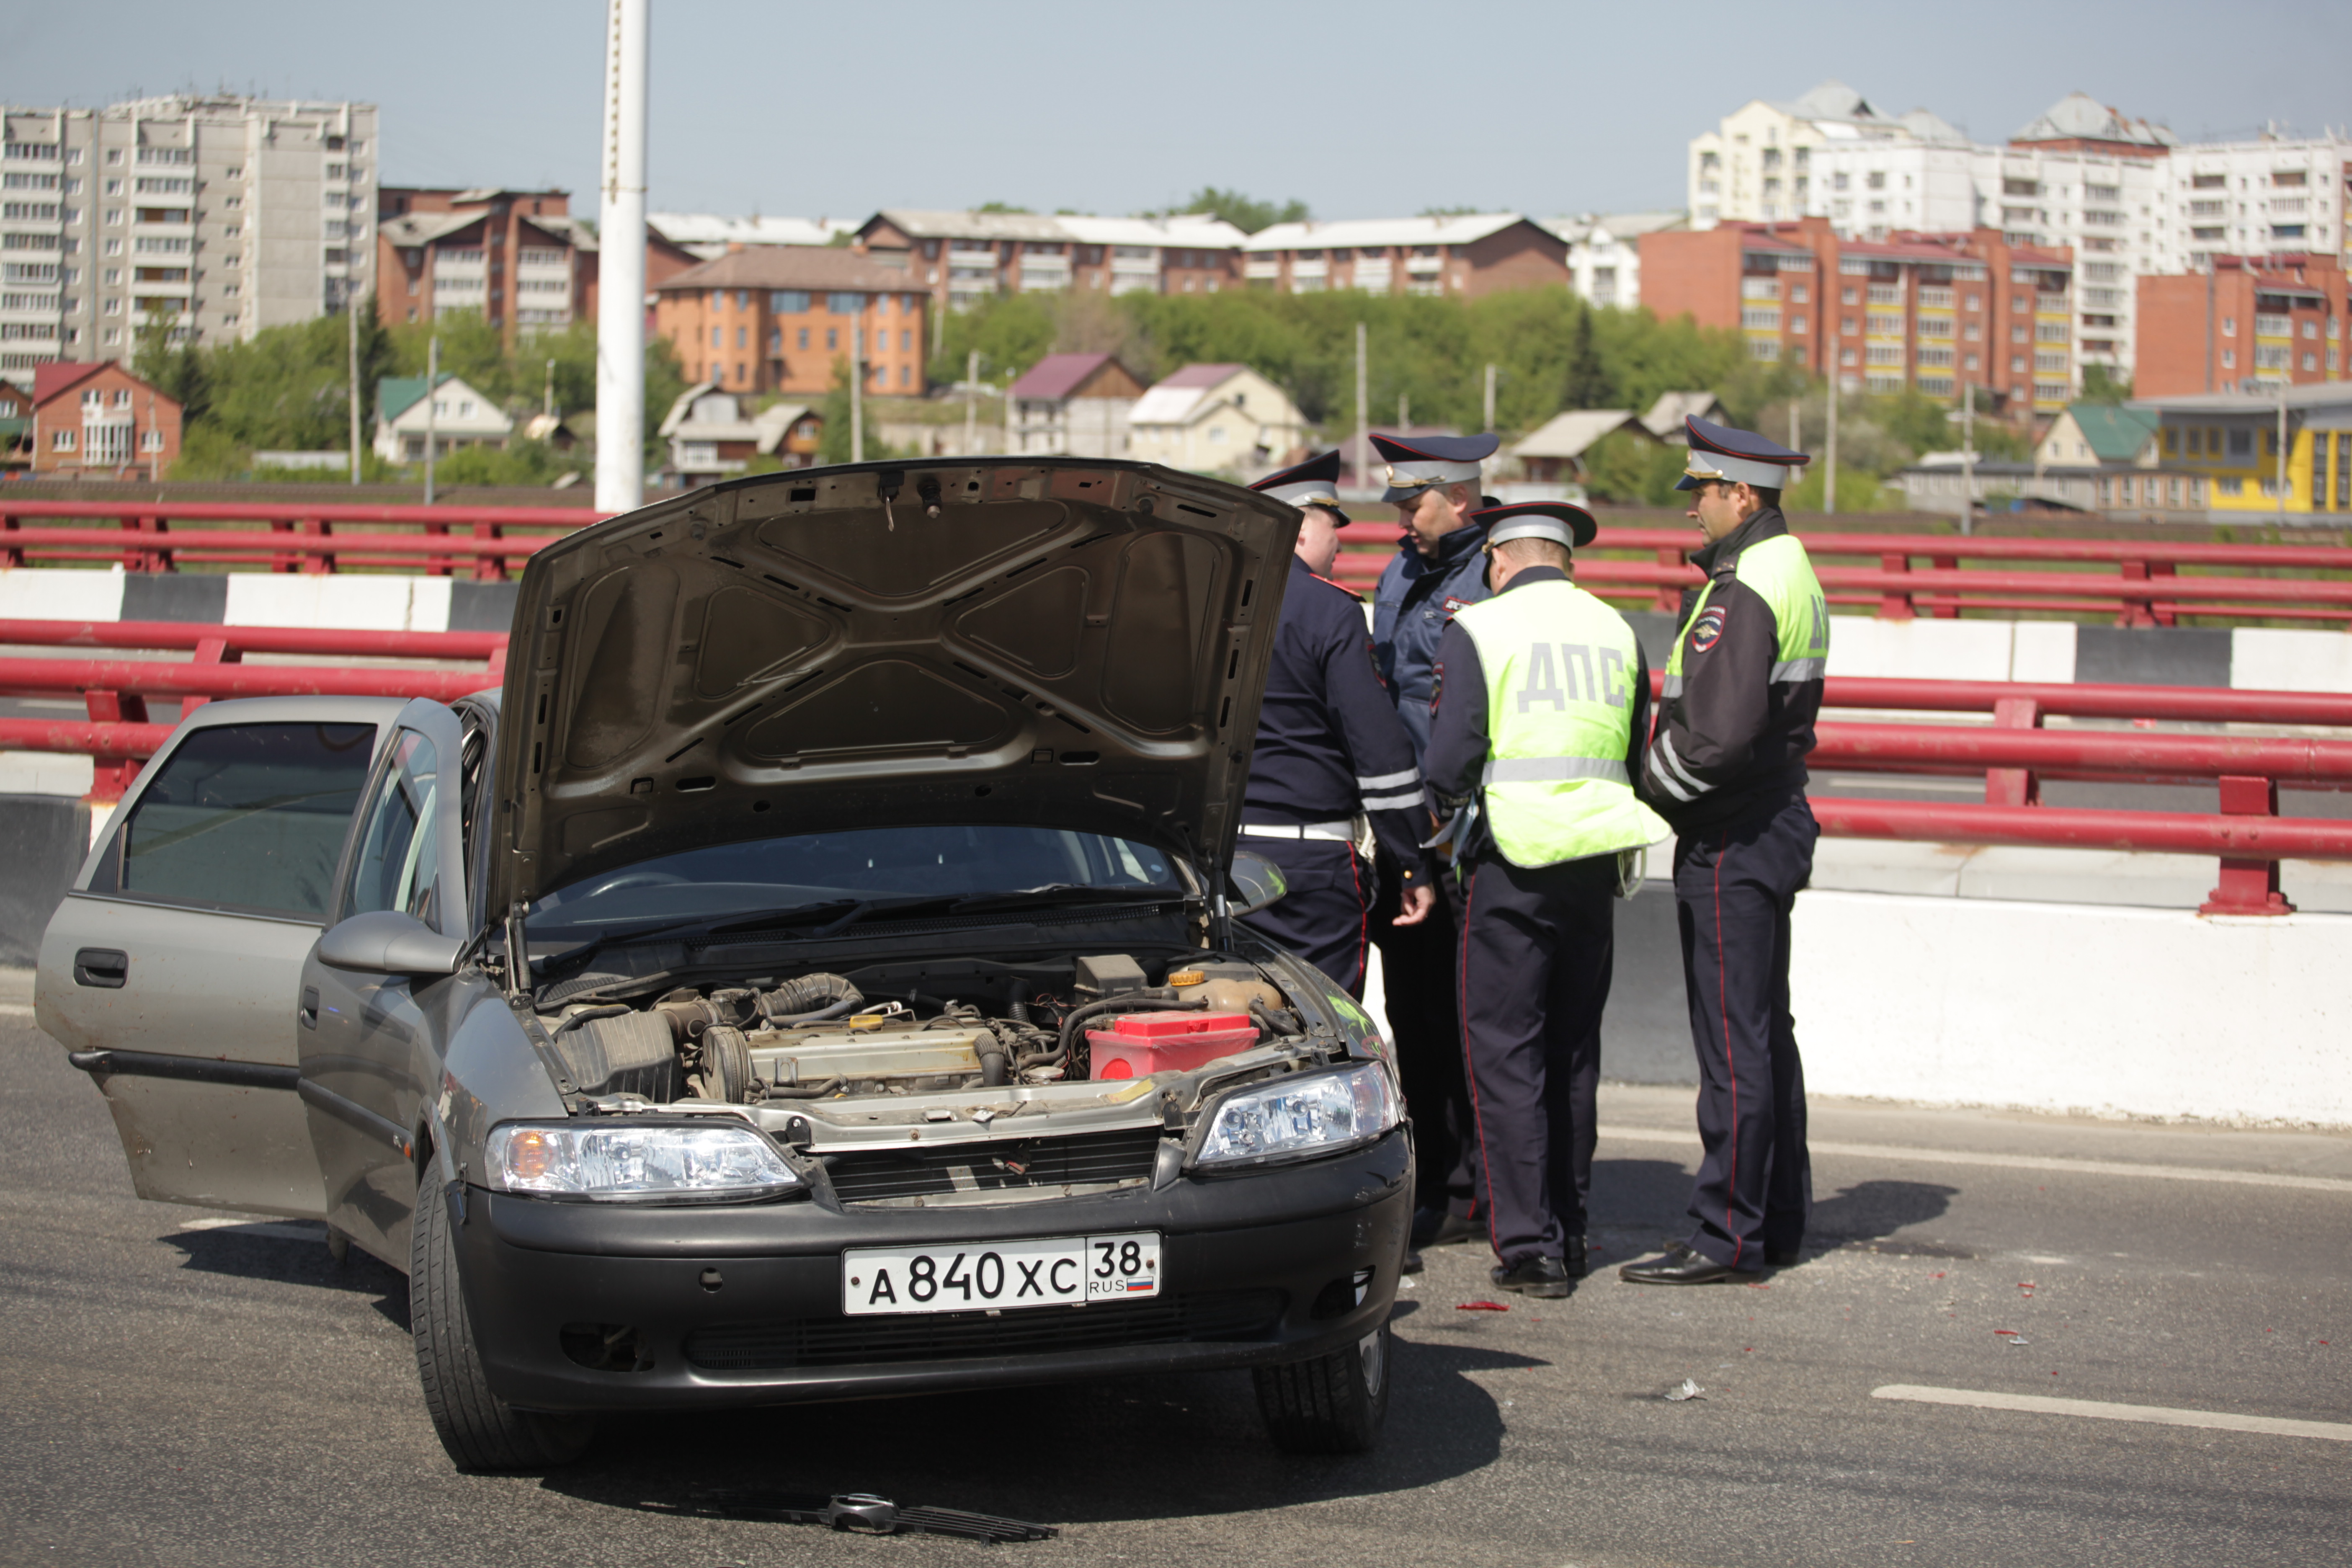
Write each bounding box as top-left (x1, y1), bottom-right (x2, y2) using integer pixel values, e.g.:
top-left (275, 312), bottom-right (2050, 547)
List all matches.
top-left (1617, 1243), bottom-right (1760, 1286)
top-left (1562, 1235), bottom-right (1589, 1279)
top-left (1490, 1255), bottom-right (1573, 1298)
top-left (1401, 1247), bottom-right (1424, 1275)
top-left (1413, 1208), bottom-right (1482, 1248)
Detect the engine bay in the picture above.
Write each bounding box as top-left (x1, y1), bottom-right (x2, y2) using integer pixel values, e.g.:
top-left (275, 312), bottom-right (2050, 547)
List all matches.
top-left (534, 952), bottom-right (1315, 1112)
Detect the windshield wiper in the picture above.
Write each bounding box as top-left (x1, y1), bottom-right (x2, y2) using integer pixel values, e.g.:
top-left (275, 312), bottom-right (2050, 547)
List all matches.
top-left (946, 884), bottom-right (1184, 916)
top-left (533, 897), bottom-right (877, 975)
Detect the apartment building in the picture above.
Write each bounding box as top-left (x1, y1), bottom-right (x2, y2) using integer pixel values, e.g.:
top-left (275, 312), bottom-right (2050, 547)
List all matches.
top-left (647, 212), bottom-right (856, 260)
top-left (1641, 216), bottom-right (2075, 419)
top-left (2132, 383), bottom-right (2352, 517)
top-left (1240, 214), bottom-right (1569, 298)
top-left (2161, 136), bottom-right (2351, 273)
top-left (0, 94), bottom-right (377, 388)
top-left (653, 246), bottom-right (929, 398)
top-left (853, 210), bottom-right (1246, 319)
top-left (2135, 252), bottom-right (2346, 397)
top-left (1541, 211), bottom-right (1686, 309)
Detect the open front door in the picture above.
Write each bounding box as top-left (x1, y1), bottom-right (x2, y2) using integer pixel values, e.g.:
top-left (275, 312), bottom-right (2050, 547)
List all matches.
top-left (36, 697), bottom-right (407, 1219)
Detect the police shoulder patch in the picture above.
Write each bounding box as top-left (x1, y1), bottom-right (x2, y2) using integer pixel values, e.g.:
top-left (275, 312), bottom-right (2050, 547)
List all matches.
top-left (1689, 606), bottom-right (1728, 654)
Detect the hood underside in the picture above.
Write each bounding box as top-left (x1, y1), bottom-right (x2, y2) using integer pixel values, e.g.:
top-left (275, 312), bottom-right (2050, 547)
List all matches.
top-left (488, 459), bottom-right (1300, 914)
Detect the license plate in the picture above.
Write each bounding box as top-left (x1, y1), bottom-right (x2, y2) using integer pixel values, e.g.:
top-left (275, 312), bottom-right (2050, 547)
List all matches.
top-left (841, 1232), bottom-right (1161, 1316)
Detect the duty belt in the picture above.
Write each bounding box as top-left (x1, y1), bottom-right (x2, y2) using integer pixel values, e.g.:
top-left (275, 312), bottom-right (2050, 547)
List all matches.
top-left (1241, 819), bottom-right (1356, 841)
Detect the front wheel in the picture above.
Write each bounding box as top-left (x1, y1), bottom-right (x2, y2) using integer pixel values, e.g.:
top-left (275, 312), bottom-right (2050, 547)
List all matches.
top-left (1252, 1320), bottom-right (1391, 1454)
top-left (410, 1174), bottom-right (595, 1472)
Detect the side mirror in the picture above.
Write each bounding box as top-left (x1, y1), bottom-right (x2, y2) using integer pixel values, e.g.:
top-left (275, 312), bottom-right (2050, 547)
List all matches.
top-left (1228, 850), bottom-right (1289, 918)
top-left (318, 910), bottom-right (466, 977)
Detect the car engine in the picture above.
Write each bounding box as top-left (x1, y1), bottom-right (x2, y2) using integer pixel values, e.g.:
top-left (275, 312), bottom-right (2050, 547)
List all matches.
top-left (534, 953), bottom-right (1302, 1109)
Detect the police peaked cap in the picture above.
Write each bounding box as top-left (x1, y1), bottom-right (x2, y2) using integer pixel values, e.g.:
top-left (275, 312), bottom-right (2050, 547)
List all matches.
top-left (1470, 500), bottom-right (1597, 549)
top-left (1372, 431), bottom-right (1500, 503)
top-left (1674, 415), bottom-right (1811, 491)
top-left (1249, 449), bottom-right (1349, 520)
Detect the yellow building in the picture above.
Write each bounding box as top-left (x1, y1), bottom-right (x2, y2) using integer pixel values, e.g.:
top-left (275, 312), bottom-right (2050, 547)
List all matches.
top-left (2135, 385), bottom-right (2352, 518)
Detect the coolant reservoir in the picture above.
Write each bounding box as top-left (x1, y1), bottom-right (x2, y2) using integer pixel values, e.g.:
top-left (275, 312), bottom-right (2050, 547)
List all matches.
top-left (1086, 1011), bottom-right (1259, 1080)
top-left (1166, 961), bottom-right (1282, 1017)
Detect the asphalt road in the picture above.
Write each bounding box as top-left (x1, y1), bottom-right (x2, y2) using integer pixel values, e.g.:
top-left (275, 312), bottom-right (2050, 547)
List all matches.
top-left (3, 983), bottom-right (2347, 1568)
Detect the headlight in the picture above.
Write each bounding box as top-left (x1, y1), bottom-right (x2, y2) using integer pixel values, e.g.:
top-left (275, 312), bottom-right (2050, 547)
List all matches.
top-left (1191, 1062), bottom-right (1400, 1170)
top-left (485, 1120), bottom-right (801, 1203)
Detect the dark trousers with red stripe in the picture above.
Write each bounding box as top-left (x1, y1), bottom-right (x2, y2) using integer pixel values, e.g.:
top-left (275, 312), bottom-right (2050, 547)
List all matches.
top-left (1458, 850), bottom-right (1616, 1267)
top-left (1239, 834), bottom-right (1370, 997)
top-left (1673, 793), bottom-right (1817, 1270)
top-left (1372, 846), bottom-right (1483, 1219)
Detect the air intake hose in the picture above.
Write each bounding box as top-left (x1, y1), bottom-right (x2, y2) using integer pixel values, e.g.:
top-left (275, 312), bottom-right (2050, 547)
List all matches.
top-left (756, 972), bottom-right (864, 1024)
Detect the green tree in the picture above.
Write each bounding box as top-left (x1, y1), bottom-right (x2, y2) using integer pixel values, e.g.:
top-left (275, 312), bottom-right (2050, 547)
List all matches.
top-left (974, 200), bottom-right (1033, 215)
top-left (925, 292), bottom-right (1059, 390)
top-left (1560, 302), bottom-right (1612, 410)
top-left (134, 312), bottom-right (211, 428)
top-left (1165, 188), bottom-right (1308, 235)
top-left (2080, 364), bottom-right (2133, 403)
top-left (814, 358), bottom-right (904, 465)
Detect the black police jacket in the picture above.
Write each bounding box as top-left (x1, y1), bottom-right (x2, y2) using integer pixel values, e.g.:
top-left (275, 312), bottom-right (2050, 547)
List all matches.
top-left (1244, 556), bottom-right (1431, 869)
top-left (1372, 520), bottom-right (1490, 759)
top-left (1639, 507), bottom-right (1823, 835)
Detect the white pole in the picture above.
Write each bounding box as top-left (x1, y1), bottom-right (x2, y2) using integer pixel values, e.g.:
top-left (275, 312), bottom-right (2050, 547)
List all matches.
top-left (2276, 382), bottom-right (2289, 526)
top-left (423, 334), bottom-right (438, 507)
top-left (1823, 374), bottom-right (1839, 516)
top-left (1960, 380), bottom-right (1975, 536)
top-left (347, 286), bottom-right (362, 486)
top-left (1483, 362), bottom-right (1496, 433)
top-left (964, 348), bottom-right (978, 456)
top-left (594, 0), bottom-right (648, 513)
top-left (1354, 321), bottom-right (1368, 495)
top-left (851, 303), bottom-right (866, 464)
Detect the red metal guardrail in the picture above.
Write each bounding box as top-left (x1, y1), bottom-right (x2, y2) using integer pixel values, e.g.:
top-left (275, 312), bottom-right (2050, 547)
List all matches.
top-left (4, 500), bottom-right (2352, 624)
top-left (0, 501), bottom-right (597, 580)
top-left (3, 621), bottom-right (2349, 915)
top-left (1334, 521), bottom-right (2352, 627)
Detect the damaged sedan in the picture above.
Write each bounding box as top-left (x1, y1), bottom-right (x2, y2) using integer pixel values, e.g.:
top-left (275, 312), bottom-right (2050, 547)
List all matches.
top-left (37, 458), bottom-right (1412, 1470)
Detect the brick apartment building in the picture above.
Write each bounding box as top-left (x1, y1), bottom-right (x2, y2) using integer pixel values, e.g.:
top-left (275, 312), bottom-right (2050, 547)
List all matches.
top-left (2134, 252), bottom-right (2347, 397)
top-left (1641, 216), bottom-right (2076, 420)
top-left (376, 186), bottom-right (700, 345)
top-left (854, 209), bottom-right (1246, 318)
top-left (1239, 214), bottom-right (1570, 298)
top-left (653, 246), bottom-right (930, 398)
top-left (26, 359), bottom-right (180, 478)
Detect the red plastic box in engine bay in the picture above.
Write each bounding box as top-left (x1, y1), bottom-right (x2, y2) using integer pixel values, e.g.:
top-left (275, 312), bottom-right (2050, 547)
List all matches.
top-left (1086, 1011), bottom-right (1261, 1080)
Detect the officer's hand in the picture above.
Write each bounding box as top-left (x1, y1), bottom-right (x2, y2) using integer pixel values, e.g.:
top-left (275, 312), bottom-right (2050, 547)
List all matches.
top-left (1393, 884), bottom-right (1435, 926)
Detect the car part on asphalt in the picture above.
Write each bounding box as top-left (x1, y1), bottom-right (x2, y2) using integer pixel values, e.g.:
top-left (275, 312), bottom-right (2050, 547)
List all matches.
top-left (693, 1491), bottom-right (1057, 1541)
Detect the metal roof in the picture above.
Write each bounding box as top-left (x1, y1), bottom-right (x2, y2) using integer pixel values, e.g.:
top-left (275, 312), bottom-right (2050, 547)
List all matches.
top-left (1242, 213), bottom-right (1529, 253)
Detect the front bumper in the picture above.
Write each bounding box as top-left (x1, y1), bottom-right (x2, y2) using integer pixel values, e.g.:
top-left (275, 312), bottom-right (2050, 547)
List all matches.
top-left (456, 1128), bottom-right (1412, 1412)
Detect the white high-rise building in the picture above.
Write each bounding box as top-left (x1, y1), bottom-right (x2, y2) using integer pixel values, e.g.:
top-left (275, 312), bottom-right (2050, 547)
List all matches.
top-left (0, 95), bottom-right (377, 388)
top-left (1542, 211), bottom-right (1687, 309)
top-left (2156, 134), bottom-right (2352, 274)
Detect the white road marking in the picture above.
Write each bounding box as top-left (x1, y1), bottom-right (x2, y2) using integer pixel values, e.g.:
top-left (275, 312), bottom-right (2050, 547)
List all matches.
top-left (1873, 1384), bottom-right (2352, 1443)
top-left (0, 1003), bottom-right (34, 1018)
top-left (1596, 1125), bottom-right (2352, 1194)
top-left (176, 1218), bottom-right (323, 1243)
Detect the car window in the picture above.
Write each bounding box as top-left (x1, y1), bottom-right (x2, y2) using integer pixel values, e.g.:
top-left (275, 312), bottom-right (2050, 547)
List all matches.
top-left (109, 722), bottom-right (377, 918)
top-left (527, 824), bottom-right (1175, 933)
top-left (344, 730), bottom-right (445, 928)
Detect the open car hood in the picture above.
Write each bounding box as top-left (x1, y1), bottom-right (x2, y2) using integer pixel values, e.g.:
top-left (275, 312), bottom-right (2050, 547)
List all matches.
top-left (487, 459), bottom-right (1300, 915)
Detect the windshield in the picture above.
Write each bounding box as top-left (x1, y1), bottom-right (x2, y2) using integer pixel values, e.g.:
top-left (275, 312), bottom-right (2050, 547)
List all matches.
top-left (524, 824), bottom-right (1179, 936)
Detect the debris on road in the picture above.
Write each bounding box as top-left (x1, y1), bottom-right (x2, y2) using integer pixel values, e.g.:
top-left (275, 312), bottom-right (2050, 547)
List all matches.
top-left (1664, 1379), bottom-right (1706, 1403)
top-left (1457, 1300), bottom-right (1509, 1312)
top-left (689, 1492), bottom-right (1057, 1542)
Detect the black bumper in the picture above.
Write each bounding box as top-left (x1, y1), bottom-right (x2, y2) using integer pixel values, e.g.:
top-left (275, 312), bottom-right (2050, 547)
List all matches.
top-left (456, 1128), bottom-right (1412, 1412)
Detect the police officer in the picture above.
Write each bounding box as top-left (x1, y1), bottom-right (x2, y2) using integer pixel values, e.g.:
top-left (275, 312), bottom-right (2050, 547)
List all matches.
top-left (1367, 431), bottom-right (1502, 1248)
top-left (1621, 416), bottom-right (1828, 1286)
top-left (1424, 502), bottom-right (1669, 1296)
top-left (1239, 451), bottom-right (1434, 1001)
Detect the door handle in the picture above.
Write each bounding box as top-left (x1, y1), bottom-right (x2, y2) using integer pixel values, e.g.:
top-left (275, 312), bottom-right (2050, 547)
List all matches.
top-left (73, 948), bottom-right (129, 989)
top-left (300, 986), bottom-right (320, 1029)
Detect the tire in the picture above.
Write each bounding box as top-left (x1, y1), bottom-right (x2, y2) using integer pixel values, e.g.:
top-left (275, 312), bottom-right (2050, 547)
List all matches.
top-left (410, 1173), bottom-right (595, 1472)
top-left (1252, 1320), bottom-right (1392, 1455)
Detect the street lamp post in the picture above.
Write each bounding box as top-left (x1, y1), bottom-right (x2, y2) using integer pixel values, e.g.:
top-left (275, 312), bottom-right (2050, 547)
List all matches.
top-left (594, 0), bottom-right (648, 513)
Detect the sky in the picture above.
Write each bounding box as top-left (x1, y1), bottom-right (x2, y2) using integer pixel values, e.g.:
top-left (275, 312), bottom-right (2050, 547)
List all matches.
top-left (4, 0), bottom-right (2347, 224)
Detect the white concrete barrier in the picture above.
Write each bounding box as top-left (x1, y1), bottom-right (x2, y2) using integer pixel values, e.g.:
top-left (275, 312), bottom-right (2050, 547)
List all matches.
top-left (1791, 889), bottom-right (2352, 1126)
